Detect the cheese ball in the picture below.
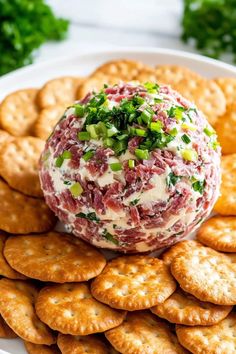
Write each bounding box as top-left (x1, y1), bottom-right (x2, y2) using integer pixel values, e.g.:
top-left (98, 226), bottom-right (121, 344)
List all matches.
top-left (39, 82), bottom-right (221, 253)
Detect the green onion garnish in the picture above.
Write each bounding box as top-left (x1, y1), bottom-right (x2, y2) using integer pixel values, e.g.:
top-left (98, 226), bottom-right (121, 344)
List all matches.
top-left (144, 82), bottom-right (159, 93)
top-left (82, 150), bottom-right (94, 162)
top-left (181, 149), bottom-right (198, 162)
top-left (128, 159), bottom-right (135, 168)
top-left (135, 128), bottom-right (147, 137)
top-left (150, 121), bottom-right (163, 132)
top-left (135, 148), bottom-right (149, 160)
top-left (104, 138), bottom-right (115, 147)
top-left (181, 134), bottom-right (191, 144)
top-left (169, 127), bottom-right (178, 136)
top-left (140, 108), bottom-right (154, 125)
top-left (62, 150), bottom-right (72, 159)
top-left (110, 162), bottom-right (122, 171)
top-left (70, 182), bottom-right (83, 197)
top-left (86, 125), bottom-right (98, 139)
top-left (107, 125), bottom-right (118, 137)
top-left (55, 155), bottom-right (63, 168)
top-left (192, 180), bottom-right (205, 194)
top-left (78, 131), bottom-right (90, 141)
top-left (74, 104), bottom-right (84, 117)
top-left (204, 127), bottom-right (216, 137)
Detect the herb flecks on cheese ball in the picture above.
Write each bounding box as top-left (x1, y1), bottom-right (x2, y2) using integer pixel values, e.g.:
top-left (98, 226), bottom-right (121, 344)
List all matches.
top-left (39, 82), bottom-right (221, 253)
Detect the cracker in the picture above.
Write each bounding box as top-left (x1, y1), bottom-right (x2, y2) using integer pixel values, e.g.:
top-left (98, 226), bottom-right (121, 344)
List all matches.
top-left (4, 232), bottom-right (106, 283)
top-left (214, 154), bottom-right (236, 215)
top-left (0, 233), bottom-right (26, 279)
top-left (0, 279), bottom-right (55, 344)
top-left (34, 105), bottom-right (65, 140)
top-left (197, 216), bottom-right (236, 252)
top-left (0, 89), bottom-right (39, 136)
top-left (0, 129), bottom-right (12, 147)
top-left (176, 313), bottom-right (236, 354)
top-left (215, 103), bottom-right (236, 154)
top-left (0, 315), bottom-right (17, 338)
top-left (151, 287), bottom-right (232, 326)
top-left (0, 137), bottom-right (44, 197)
top-left (214, 77), bottom-right (236, 106)
top-left (24, 342), bottom-right (60, 354)
top-left (105, 311), bottom-right (187, 354)
top-left (0, 179), bottom-right (56, 234)
top-left (57, 333), bottom-right (109, 354)
top-left (171, 246), bottom-right (236, 305)
top-left (91, 255), bottom-right (176, 311)
top-left (161, 240), bottom-right (203, 267)
top-left (35, 283), bottom-right (126, 335)
top-left (37, 77), bottom-right (83, 109)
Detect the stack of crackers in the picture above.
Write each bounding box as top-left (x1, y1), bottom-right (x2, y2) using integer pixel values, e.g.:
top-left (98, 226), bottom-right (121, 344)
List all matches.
top-left (0, 59), bottom-right (235, 353)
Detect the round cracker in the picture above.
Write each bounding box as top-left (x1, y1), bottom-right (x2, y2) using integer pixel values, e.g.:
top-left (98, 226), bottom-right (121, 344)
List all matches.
top-left (0, 89), bottom-right (39, 136)
top-left (0, 137), bottom-right (44, 197)
top-left (197, 216), bottom-right (236, 252)
top-left (34, 105), bottom-right (65, 140)
top-left (57, 333), bottom-right (109, 354)
top-left (0, 315), bottom-right (17, 338)
top-left (161, 240), bottom-right (204, 267)
top-left (24, 342), bottom-right (60, 354)
top-left (105, 311), bottom-right (187, 354)
top-left (0, 233), bottom-right (26, 279)
top-left (214, 77), bottom-right (236, 106)
top-left (35, 283), bottom-right (126, 335)
top-left (214, 154), bottom-right (236, 215)
top-left (151, 287), bottom-right (232, 326)
top-left (176, 313), bottom-right (236, 354)
top-left (4, 232), bottom-right (106, 283)
top-left (37, 77), bottom-right (83, 109)
top-left (0, 279), bottom-right (55, 344)
top-left (0, 129), bottom-right (12, 147)
top-left (0, 179), bottom-right (56, 234)
top-left (215, 103), bottom-right (236, 154)
top-left (171, 246), bottom-right (236, 305)
top-left (91, 256), bottom-right (176, 311)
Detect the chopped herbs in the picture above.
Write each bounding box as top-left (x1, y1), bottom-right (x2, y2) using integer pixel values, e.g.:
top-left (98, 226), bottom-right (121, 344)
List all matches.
top-left (192, 180), bottom-right (205, 194)
top-left (167, 172), bottom-right (181, 187)
top-left (110, 162), bottom-right (122, 172)
top-left (128, 159), bottom-right (135, 169)
top-left (74, 104), bottom-right (84, 117)
top-left (181, 134), bottom-right (191, 144)
top-left (55, 150), bottom-right (72, 168)
top-left (62, 150), bottom-right (72, 159)
top-left (63, 180), bottom-right (72, 185)
top-left (55, 155), bottom-right (63, 168)
top-left (76, 212), bottom-right (100, 223)
top-left (82, 150), bottom-right (94, 162)
top-left (181, 149), bottom-right (198, 162)
top-left (130, 198), bottom-right (140, 206)
top-left (135, 149), bottom-right (149, 160)
top-left (70, 182), bottom-right (83, 197)
top-left (144, 82), bottom-right (159, 93)
top-left (102, 230), bottom-right (119, 245)
top-left (204, 127), bottom-right (216, 137)
top-left (78, 131), bottom-right (90, 141)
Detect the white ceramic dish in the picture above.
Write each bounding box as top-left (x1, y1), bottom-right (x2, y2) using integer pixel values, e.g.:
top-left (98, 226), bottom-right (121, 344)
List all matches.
top-left (0, 47), bottom-right (236, 354)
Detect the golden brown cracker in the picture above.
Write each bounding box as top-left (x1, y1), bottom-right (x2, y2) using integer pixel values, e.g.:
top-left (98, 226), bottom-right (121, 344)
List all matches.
top-left (151, 287), bottom-right (232, 326)
top-left (215, 103), bottom-right (236, 154)
top-left (24, 342), bottom-right (60, 354)
top-left (57, 333), bottom-right (109, 354)
top-left (35, 282), bottom-right (126, 335)
top-left (197, 216), bottom-right (236, 252)
top-left (4, 232), bottom-right (106, 283)
top-left (214, 154), bottom-right (236, 215)
top-left (37, 77), bottom-right (83, 109)
top-left (176, 313), bottom-right (236, 354)
top-left (0, 136), bottom-right (44, 197)
top-left (0, 179), bottom-right (56, 234)
top-left (34, 105), bottom-right (65, 140)
top-left (214, 77), bottom-right (236, 106)
top-left (105, 311), bottom-right (187, 354)
top-left (0, 233), bottom-right (26, 279)
top-left (171, 246), bottom-right (236, 305)
top-left (0, 279), bottom-right (55, 344)
top-left (91, 256), bottom-right (176, 311)
top-left (0, 315), bottom-right (17, 338)
top-left (161, 240), bottom-right (203, 267)
top-left (0, 89), bottom-right (39, 136)
top-left (0, 129), bottom-right (12, 147)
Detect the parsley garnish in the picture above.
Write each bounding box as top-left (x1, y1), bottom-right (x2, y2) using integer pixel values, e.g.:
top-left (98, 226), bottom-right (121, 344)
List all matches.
top-left (130, 198), bottom-right (140, 206)
top-left (76, 212), bottom-right (100, 223)
top-left (192, 180), bottom-right (205, 194)
top-left (102, 230), bottom-right (119, 245)
top-left (167, 172), bottom-right (181, 187)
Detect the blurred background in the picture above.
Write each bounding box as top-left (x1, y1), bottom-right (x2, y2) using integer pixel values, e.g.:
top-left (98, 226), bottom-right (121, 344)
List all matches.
top-left (0, 0), bottom-right (235, 76)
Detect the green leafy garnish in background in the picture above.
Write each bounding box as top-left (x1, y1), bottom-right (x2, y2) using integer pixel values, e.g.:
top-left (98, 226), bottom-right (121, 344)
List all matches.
top-left (0, 0), bottom-right (69, 76)
top-left (182, 0), bottom-right (236, 61)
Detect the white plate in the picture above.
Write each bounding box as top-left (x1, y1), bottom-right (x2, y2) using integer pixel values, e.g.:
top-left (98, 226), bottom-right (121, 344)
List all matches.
top-left (0, 47), bottom-right (236, 354)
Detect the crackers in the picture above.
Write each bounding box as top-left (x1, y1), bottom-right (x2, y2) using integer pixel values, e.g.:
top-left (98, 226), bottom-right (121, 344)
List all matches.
top-left (91, 256), bottom-right (176, 311)
top-left (34, 105), bottom-right (65, 140)
top-left (161, 240), bottom-right (203, 267)
top-left (4, 232), bottom-right (106, 283)
top-left (0, 233), bottom-right (26, 279)
top-left (176, 313), bottom-right (236, 354)
top-left (151, 287), bottom-right (232, 326)
top-left (0, 129), bottom-right (11, 147)
top-left (35, 282), bottom-right (126, 335)
top-left (0, 279), bottom-right (55, 344)
top-left (215, 103), bottom-right (236, 154)
top-left (214, 154), bottom-right (236, 215)
top-left (0, 315), bottom-right (17, 338)
top-left (0, 136), bottom-right (44, 197)
top-left (37, 77), bottom-right (83, 109)
top-left (197, 216), bottom-right (236, 252)
top-left (57, 333), bottom-right (109, 354)
top-left (214, 77), bottom-right (236, 106)
top-left (0, 89), bottom-right (39, 136)
top-left (24, 342), bottom-right (60, 354)
top-left (105, 311), bottom-right (187, 354)
top-left (171, 246), bottom-right (236, 305)
top-left (0, 180), bottom-right (56, 233)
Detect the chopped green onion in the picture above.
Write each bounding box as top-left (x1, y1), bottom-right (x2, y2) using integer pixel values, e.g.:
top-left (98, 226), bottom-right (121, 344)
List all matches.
top-left (107, 125), bottom-right (118, 137)
top-left (70, 182), bottom-right (83, 197)
top-left (82, 150), bottom-right (94, 161)
top-left (74, 104), bottom-right (84, 117)
top-left (130, 198), bottom-right (140, 206)
top-left (135, 149), bottom-right (149, 160)
top-left (62, 150), bottom-right (72, 159)
top-left (135, 128), bottom-right (147, 137)
top-left (110, 162), bottom-right (122, 171)
top-left (150, 121), bottom-right (163, 132)
top-left (86, 125), bottom-right (98, 139)
top-left (113, 140), bottom-right (127, 155)
top-left (55, 155), bottom-right (63, 168)
top-left (140, 108), bottom-right (154, 125)
top-left (104, 138), bottom-right (115, 147)
top-left (102, 230), bottom-right (119, 245)
top-left (144, 82), bottom-right (159, 93)
top-left (78, 131), bottom-right (90, 141)
top-left (181, 134), bottom-right (191, 144)
top-left (192, 180), bottom-right (205, 194)
top-left (181, 149), bottom-right (198, 162)
top-left (174, 107), bottom-right (184, 120)
top-left (116, 133), bottom-right (128, 140)
top-left (167, 172), bottom-right (181, 187)
top-left (64, 181), bottom-right (71, 185)
top-left (182, 122), bottom-right (197, 131)
top-left (75, 212), bottom-right (100, 222)
top-left (96, 121), bottom-right (107, 136)
top-left (128, 159), bottom-right (135, 168)
top-left (204, 127), bottom-right (216, 137)
top-left (211, 141), bottom-right (220, 150)
top-left (169, 127), bottom-right (178, 136)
